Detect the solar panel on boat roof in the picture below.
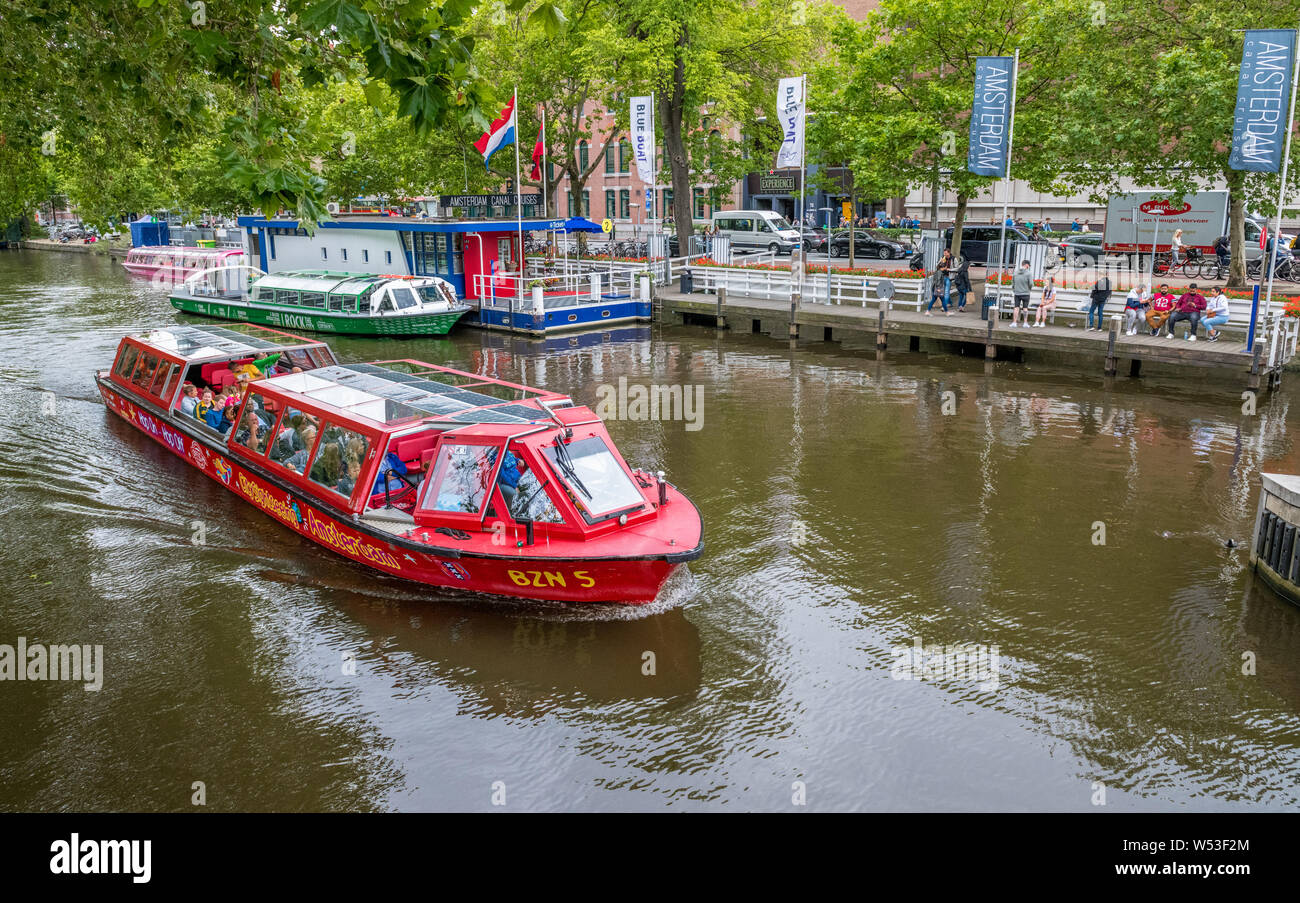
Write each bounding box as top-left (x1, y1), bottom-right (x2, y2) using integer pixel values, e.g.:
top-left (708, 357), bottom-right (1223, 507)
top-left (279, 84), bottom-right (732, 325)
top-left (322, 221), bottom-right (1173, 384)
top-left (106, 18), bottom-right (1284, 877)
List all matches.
top-left (448, 409), bottom-right (530, 424)
top-left (494, 404), bottom-right (545, 420)
top-left (408, 396), bottom-right (472, 416)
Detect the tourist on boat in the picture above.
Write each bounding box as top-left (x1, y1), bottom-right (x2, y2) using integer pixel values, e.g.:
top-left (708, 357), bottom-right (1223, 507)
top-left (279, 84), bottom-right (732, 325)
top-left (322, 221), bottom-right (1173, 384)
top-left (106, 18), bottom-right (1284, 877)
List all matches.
top-left (281, 424), bottom-right (318, 473)
top-left (179, 383), bottom-right (199, 418)
top-left (1086, 273), bottom-right (1111, 331)
top-left (1146, 284), bottom-right (1176, 335)
top-left (1033, 275), bottom-right (1057, 327)
top-left (216, 402), bottom-right (240, 435)
top-left (195, 388), bottom-right (216, 423)
top-left (1165, 284), bottom-right (1207, 340)
top-left (952, 255), bottom-right (972, 312)
top-left (1202, 287), bottom-right (1231, 342)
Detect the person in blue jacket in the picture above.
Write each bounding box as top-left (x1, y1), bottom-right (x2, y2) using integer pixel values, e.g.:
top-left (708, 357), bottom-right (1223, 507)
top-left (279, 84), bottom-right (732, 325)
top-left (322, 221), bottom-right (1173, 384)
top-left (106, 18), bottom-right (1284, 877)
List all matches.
top-left (372, 452), bottom-right (408, 498)
top-left (498, 450), bottom-right (523, 508)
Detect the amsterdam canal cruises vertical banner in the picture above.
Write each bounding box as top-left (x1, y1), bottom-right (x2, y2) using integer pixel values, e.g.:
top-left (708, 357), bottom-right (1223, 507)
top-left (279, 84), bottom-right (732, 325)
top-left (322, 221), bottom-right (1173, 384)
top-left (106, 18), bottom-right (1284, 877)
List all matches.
top-left (1230, 29), bottom-right (1298, 172)
top-left (968, 56), bottom-right (1015, 177)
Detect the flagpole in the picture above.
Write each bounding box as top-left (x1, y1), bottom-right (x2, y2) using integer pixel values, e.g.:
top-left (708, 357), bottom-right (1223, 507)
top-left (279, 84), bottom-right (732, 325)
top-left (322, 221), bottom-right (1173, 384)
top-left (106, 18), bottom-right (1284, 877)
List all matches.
top-left (650, 92), bottom-right (657, 243)
top-left (542, 107), bottom-right (548, 218)
top-left (1263, 35), bottom-right (1300, 324)
top-left (799, 73), bottom-right (807, 304)
top-left (994, 49), bottom-right (1020, 307)
top-left (514, 87), bottom-right (524, 296)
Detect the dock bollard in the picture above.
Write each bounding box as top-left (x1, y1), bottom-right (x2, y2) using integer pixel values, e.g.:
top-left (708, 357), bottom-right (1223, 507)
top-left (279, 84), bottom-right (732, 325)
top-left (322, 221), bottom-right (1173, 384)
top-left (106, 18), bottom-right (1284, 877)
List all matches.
top-left (1105, 315), bottom-right (1121, 376)
top-left (985, 309), bottom-right (996, 359)
top-left (789, 291), bottom-right (799, 342)
top-left (877, 307), bottom-right (887, 349)
top-left (716, 286), bottom-right (727, 329)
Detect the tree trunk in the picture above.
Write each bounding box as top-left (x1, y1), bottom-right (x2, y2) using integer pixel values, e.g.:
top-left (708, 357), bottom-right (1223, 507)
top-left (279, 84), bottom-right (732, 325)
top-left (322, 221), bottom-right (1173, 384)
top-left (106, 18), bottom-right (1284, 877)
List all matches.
top-left (950, 192), bottom-right (969, 260)
top-left (848, 189), bottom-right (856, 269)
top-left (1226, 169), bottom-right (1246, 289)
top-left (664, 35), bottom-right (694, 255)
top-left (929, 161), bottom-right (939, 228)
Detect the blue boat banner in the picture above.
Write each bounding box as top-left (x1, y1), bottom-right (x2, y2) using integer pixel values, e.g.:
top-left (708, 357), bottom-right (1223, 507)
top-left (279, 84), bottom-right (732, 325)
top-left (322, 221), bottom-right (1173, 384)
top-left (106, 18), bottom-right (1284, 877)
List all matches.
top-left (1230, 29), bottom-right (1298, 172)
top-left (968, 57), bottom-right (1015, 177)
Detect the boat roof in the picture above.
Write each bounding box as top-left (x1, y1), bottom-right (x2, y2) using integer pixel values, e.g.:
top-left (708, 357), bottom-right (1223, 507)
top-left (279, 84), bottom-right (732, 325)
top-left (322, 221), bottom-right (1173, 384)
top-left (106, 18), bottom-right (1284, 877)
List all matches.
top-left (129, 323), bottom-right (328, 362)
top-left (127, 245), bottom-right (244, 257)
top-left (256, 270), bottom-right (448, 296)
top-left (257, 360), bottom-right (572, 431)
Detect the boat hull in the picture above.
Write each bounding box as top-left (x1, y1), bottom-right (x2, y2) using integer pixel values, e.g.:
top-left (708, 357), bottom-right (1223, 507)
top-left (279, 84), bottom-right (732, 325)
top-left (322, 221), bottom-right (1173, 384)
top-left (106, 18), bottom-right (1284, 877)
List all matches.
top-left (96, 378), bottom-right (690, 604)
top-left (169, 294), bottom-right (469, 337)
top-left (474, 298), bottom-right (653, 336)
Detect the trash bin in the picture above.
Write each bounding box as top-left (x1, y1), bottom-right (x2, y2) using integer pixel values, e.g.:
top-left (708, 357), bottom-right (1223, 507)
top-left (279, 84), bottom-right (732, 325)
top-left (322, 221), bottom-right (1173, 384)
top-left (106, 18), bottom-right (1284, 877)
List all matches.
top-left (981, 292), bottom-right (997, 321)
top-left (680, 269), bottom-right (694, 294)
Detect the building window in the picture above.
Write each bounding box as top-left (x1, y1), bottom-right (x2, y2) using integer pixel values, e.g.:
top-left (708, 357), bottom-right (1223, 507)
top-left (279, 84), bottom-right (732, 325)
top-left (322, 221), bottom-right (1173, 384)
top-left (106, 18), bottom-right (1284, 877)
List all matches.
top-left (619, 139), bottom-right (630, 173)
top-left (567, 191), bottom-right (575, 216)
top-left (693, 188), bottom-right (706, 219)
top-left (341, 248), bottom-right (348, 261)
top-left (606, 190), bottom-right (616, 219)
top-left (582, 190), bottom-right (590, 216)
top-left (363, 249), bottom-right (369, 263)
top-left (619, 189), bottom-right (630, 219)
top-left (663, 189), bottom-right (673, 216)
top-left (385, 251), bottom-right (392, 265)
top-left (321, 247), bottom-right (327, 261)
top-left (578, 141), bottom-right (589, 172)
top-left (605, 144), bottom-right (614, 173)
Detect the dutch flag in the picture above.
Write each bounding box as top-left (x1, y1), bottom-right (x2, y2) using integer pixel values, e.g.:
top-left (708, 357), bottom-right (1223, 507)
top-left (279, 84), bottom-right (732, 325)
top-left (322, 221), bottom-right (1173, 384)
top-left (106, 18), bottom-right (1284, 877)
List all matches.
top-left (474, 97), bottom-right (517, 171)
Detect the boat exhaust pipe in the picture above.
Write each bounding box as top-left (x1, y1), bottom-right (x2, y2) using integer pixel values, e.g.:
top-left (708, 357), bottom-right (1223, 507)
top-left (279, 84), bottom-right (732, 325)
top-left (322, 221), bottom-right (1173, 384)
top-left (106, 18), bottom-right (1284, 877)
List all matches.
top-left (657, 471), bottom-right (667, 506)
top-left (518, 516), bottom-right (535, 547)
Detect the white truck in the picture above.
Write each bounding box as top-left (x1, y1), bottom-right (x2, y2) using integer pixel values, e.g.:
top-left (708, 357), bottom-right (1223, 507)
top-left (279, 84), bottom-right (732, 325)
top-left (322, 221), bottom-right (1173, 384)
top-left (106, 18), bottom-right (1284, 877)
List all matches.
top-left (1103, 190), bottom-right (1228, 254)
top-left (1104, 190), bottom-right (1284, 262)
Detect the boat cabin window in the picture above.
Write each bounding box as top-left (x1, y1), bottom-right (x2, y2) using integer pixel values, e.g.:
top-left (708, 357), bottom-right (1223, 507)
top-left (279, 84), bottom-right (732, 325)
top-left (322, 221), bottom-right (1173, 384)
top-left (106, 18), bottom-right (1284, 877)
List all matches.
top-left (327, 293), bottom-right (344, 312)
top-left (233, 391), bottom-right (277, 455)
top-left (308, 423), bottom-right (370, 499)
top-left (114, 344), bottom-right (140, 380)
top-left (307, 347), bottom-right (333, 368)
top-left (392, 287), bottom-right (420, 310)
top-left (131, 352), bottom-right (161, 392)
top-left (151, 362), bottom-right (179, 399)
top-left (358, 287), bottom-right (376, 311)
top-left (377, 291), bottom-right (397, 314)
top-left (509, 462), bottom-right (564, 524)
top-left (268, 406), bottom-right (319, 473)
top-left (422, 444), bottom-right (499, 514)
top-left (299, 292), bottom-right (326, 309)
top-left (543, 437), bottom-right (643, 519)
top-left (275, 289), bottom-right (299, 306)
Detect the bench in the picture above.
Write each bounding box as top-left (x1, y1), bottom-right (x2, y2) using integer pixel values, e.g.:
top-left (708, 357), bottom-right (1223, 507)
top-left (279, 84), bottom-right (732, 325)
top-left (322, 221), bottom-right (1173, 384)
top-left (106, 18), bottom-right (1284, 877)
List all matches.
top-left (988, 287), bottom-right (1259, 336)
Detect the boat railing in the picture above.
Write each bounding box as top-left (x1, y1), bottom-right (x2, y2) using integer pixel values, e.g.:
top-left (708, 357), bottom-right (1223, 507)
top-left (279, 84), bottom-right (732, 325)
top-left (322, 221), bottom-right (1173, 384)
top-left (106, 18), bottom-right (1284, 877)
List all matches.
top-left (471, 270), bottom-right (644, 309)
top-left (179, 263), bottom-right (267, 300)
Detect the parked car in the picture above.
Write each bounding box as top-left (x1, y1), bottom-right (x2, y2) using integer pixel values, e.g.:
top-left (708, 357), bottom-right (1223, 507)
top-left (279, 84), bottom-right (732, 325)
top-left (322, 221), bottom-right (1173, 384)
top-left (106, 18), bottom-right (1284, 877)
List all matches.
top-left (797, 226), bottom-right (826, 252)
top-left (826, 230), bottom-right (908, 260)
top-left (1059, 232), bottom-right (1104, 266)
top-left (712, 210), bottom-right (801, 255)
top-left (942, 224), bottom-right (1031, 266)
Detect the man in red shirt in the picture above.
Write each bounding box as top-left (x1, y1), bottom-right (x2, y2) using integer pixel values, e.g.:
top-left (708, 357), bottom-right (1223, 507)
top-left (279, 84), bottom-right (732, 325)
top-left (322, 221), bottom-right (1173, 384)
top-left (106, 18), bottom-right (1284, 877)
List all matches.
top-left (1165, 284), bottom-right (1207, 340)
top-left (1146, 283), bottom-right (1176, 336)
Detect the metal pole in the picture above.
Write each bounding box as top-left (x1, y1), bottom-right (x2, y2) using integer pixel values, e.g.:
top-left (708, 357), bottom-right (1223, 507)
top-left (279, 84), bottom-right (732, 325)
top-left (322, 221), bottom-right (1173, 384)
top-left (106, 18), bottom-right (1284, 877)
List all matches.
top-left (514, 87), bottom-right (525, 297)
top-left (1263, 33), bottom-right (1300, 323)
top-left (798, 73), bottom-right (808, 305)
top-left (650, 92), bottom-right (657, 251)
top-left (994, 49), bottom-right (1020, 307)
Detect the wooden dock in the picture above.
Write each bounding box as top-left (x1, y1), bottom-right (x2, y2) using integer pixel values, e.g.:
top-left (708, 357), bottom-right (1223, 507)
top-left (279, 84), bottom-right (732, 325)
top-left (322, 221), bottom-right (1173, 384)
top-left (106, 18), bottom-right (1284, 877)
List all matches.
top-left (657, 287), bottom-right (1288, 391)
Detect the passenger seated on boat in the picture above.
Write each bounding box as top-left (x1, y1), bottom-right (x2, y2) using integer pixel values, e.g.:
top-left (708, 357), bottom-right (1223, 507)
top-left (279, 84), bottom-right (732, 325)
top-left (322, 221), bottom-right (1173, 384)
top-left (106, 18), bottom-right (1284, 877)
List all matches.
top-left (337, 458), bottom-right (362, 497)
top-left (371, 452), bottom-right (409, 497)
top-left (216, 402), bottom-right (239, 435)
top-left (195, 389), bottom-right (216, 423)
top-left (179, 383), bottom-right (199, 418)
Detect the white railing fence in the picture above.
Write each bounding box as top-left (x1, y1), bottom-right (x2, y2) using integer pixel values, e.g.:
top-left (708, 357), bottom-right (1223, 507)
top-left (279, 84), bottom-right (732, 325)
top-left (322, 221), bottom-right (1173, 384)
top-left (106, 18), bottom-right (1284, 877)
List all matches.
top-left (471, 270), bottom-right (643, 309)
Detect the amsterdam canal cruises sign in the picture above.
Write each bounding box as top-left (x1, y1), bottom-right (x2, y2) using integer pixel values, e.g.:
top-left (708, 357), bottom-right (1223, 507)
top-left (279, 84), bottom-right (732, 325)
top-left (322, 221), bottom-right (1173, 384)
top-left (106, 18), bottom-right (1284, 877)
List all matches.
top-left (440, 194), bottom-right (543, 208)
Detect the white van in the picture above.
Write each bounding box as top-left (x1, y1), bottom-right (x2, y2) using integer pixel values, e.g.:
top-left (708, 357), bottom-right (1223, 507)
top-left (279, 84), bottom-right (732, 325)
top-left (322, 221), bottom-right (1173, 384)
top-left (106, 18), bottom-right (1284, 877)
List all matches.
top-left (712, 210), bottom-right (801, 255)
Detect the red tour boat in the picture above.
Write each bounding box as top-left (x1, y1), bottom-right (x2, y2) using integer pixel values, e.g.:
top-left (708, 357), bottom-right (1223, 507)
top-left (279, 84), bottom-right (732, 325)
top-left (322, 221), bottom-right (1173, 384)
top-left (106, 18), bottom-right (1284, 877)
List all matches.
top-left (94, 323), bottom-right (703, 604)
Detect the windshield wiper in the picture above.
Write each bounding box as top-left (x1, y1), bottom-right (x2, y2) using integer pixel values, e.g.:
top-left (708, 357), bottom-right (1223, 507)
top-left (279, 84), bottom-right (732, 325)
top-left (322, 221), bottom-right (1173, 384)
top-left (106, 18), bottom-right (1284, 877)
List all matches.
top-left (552, 439), bottom-right (591, 499)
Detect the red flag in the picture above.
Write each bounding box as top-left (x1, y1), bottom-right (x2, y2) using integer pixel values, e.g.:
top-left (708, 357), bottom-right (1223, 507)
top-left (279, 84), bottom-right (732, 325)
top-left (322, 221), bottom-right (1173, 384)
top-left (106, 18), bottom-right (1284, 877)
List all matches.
top-left (1261, 224), bottom-right (1269, 250)
top-left (529, 125), bottom-right (544, 181)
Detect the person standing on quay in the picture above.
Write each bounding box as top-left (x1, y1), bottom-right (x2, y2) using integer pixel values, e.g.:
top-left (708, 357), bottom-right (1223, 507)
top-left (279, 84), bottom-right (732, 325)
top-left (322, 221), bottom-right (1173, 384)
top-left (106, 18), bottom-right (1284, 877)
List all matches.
top-left (1087, 273), bottom-right (1112, 331)
top-left (952, 254), bottom-right (972, 312)
top-left (1009, 260), bottom-right (1033, 328)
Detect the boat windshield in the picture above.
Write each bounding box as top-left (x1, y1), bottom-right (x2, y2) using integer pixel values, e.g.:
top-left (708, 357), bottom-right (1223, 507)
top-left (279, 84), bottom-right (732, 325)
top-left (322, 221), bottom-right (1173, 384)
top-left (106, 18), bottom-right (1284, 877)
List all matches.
top-left (543, 437), bottom-right (643, 518)
top-left (391, 286), bottom-right (420, 310)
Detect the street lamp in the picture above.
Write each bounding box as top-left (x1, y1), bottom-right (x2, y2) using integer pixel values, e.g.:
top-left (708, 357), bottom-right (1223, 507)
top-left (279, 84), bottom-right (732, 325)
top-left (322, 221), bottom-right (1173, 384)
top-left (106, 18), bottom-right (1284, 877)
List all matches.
top-left (819, 206), bottom-right (835, 306)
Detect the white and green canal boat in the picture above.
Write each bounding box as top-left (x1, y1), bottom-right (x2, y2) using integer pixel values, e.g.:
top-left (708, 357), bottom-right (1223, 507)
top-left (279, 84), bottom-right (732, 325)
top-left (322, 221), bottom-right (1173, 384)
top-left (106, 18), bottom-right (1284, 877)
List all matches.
top-left (170, 268), bottom-right (471, 336)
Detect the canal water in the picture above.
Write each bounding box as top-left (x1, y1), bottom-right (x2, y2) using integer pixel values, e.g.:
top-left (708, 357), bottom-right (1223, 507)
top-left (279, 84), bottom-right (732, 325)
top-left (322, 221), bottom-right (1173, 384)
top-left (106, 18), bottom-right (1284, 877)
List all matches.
top-left (1, 248), bottom-right (1297, 812)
